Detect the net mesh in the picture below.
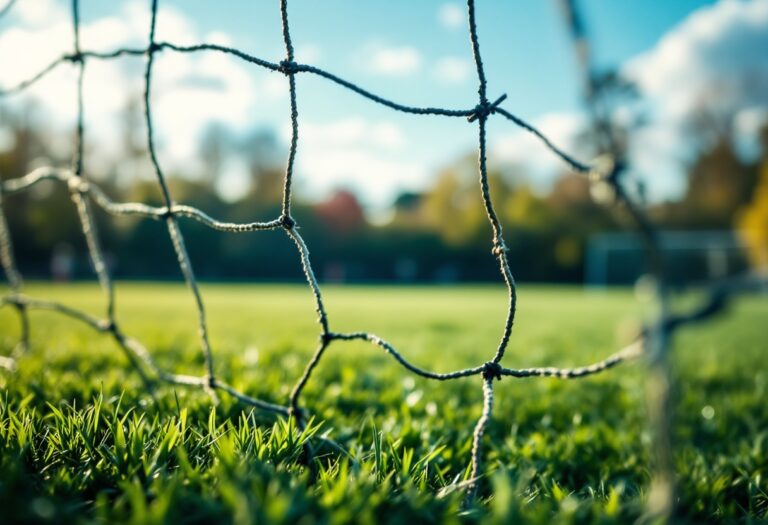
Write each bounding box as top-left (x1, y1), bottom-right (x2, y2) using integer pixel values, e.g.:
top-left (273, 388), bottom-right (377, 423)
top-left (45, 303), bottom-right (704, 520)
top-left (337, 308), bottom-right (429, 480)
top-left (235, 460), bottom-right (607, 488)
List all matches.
top-left (0, 0), bottom-right (763, 507)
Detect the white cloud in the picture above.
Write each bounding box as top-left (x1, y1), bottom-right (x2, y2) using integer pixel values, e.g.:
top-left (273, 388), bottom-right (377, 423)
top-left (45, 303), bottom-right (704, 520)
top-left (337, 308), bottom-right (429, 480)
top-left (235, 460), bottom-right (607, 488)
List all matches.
top-left (371, 122), bottom-right (405, 150)
top-left (493, 112), bottom-right (586, 187)
top-left (624, 0), bottom-right (768, 198)
top-left (286, 118), bottom-right (419, 207)
top-left (296, 148), bottom-right (424, 207)
top-left (14, 0), bottom-right (67, 28)
top-left (295, 44), bottom-right (321, 64)
top-left (0, 126), bottom-right (15, 153)
top-left (81, 17), bottom-right (134, 50)
top-left (492, 0), bottom-right (768, 201)
top-left (119, 0), bottom-right (197, 46)
top-left (628, 126), bottom-right (689, 199)
top-left (434, 56), bottom-right (471, 84)
top-left (0, 0), bottom-right (266, 181)
top-left (627, 0), bottom-right (768, 121)
top-left (369, 45), bottom-right (422, 76)
top-left (293, 118), bottom-right (406, 151)
top-left (438, 3), bottom-right (464, 30)
top-left (734, 106), bottom-right (768, 159)
top-left (215, 157), bottom-right (252, 202)
top-left (261, 73), bottom-right (288, 101)
top-left (205, 31), bottom-right (234, 47)
top-left (0, 24), bottom-right (71, 88)
top-left (299, 118), bottom-right (367, 145)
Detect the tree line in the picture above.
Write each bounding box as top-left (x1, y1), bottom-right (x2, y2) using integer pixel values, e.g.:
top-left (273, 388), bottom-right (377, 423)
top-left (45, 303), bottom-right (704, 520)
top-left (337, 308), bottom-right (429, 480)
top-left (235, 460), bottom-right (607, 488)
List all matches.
top-left (1, 105), bottom-right (766, 284)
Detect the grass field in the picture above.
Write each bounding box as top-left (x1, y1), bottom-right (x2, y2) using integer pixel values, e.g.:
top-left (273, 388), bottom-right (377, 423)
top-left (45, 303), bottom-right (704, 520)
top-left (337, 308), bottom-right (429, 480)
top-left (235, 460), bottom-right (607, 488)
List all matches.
top-left (0, 283), bottom-right (766, 524)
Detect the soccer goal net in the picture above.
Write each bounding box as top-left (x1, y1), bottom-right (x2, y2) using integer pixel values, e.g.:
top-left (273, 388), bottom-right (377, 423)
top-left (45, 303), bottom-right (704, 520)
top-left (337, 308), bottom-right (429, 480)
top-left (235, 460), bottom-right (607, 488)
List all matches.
top-left (0, 0), bottom-right (764, 510)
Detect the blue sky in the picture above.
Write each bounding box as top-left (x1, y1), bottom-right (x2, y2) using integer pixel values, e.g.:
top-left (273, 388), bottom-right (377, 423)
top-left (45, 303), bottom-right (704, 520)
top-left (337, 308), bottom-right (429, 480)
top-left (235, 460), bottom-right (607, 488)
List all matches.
top-left (2, 0), bottom-right (766, 212)
top-left (152, 0), bottom-right (715, 115)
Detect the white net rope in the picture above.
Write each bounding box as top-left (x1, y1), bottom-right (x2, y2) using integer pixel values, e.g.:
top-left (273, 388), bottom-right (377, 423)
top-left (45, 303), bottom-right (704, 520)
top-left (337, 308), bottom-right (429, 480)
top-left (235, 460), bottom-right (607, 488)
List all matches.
top-left (0, 0), bottom-right (763, 506)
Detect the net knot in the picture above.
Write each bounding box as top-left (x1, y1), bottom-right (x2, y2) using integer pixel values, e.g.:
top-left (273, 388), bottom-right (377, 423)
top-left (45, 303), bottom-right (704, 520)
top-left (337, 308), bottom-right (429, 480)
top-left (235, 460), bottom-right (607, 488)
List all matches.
top-left (288, 405), bottom-right (306, 420)
top-left (98, 319), bottom-right (117, 332)
top-left (588, 154), bottom-right (624, 204)
top-left (280, 214), bottom-right (296, 229)
top-left (65, 52), bottom-right (84, 64)
top-left (482, 361), bottom-right (503, 381)
top-left (147, 42), bottom-right (163, 55)
top-left (468, 93), bottom-right (507, 122)
top-left (491, 239), bottom-right (508, 256)
top-left (67, 176), bottom-right (89, 194)
top-left (279, 60), bottom-right (299, 76)
top-left (588, 154), bottom-right (623, 184)
top-left (6, 294), bottom-right (23, 307)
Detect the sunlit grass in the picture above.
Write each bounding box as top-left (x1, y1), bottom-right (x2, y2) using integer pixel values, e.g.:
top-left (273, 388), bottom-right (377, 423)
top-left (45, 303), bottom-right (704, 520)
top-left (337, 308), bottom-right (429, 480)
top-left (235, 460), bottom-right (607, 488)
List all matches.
top-left (1, 283), bottom-right (766, 524)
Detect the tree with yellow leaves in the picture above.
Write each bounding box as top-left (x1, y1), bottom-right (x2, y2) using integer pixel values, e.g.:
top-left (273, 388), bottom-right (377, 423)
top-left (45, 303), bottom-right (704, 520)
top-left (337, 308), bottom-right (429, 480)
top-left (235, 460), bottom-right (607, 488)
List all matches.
top-left (738, 160), bottom-right (768, 270)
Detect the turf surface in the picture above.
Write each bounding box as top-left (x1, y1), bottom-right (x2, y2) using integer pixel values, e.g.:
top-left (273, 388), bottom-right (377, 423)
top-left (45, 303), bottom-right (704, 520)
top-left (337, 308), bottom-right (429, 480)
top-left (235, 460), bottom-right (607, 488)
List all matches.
top-left (0, 283), bottom-right (766, 524)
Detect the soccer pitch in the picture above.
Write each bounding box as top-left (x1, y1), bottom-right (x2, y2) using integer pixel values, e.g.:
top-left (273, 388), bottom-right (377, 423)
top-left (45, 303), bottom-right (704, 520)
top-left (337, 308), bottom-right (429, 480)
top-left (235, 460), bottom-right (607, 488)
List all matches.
top-left (1, 283), bottom-right (766, 523)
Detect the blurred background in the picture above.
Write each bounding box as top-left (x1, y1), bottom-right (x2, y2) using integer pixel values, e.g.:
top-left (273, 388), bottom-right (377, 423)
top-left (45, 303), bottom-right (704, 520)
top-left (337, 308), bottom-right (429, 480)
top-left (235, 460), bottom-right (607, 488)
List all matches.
top-left (1, 0), bottom-right (766, 286)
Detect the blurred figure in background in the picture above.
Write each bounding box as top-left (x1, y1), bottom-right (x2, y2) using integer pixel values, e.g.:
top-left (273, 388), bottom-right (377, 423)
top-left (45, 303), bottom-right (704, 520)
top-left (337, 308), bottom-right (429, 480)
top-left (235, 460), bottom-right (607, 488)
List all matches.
top-left (51, 242), bottom-right (74, 282)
